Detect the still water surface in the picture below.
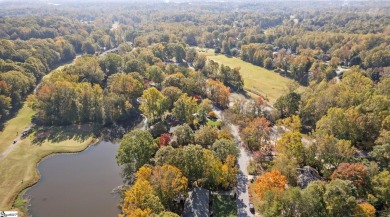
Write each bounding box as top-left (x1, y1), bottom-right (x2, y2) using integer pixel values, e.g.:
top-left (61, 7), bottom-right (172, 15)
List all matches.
top-left (25, 141), bottom-right (123, 217)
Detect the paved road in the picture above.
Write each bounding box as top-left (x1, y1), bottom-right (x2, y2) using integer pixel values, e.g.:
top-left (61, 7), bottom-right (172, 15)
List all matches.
top-left (231, 124), bottom-right (254, 217)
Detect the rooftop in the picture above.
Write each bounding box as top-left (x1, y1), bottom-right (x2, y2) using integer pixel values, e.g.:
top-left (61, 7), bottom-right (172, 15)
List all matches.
top-left (182, 187), bottom-right (210, 217)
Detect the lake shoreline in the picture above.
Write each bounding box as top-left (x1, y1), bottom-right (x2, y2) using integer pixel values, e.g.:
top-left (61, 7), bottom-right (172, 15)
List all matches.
top-left (12, 137), bottom-right (100, 217)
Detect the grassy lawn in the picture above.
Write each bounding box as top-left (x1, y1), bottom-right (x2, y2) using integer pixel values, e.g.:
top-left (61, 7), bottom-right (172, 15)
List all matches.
top-left (212, 195), bottom-right (237, 217)
top-left (0, 104), bottom-right (35, 153)
top-left (0, 124), bottom-right (95, 211)
top-left (198, 48), bottom-right (305, 104)
top-left (207, 119), bottom-right (222, 128)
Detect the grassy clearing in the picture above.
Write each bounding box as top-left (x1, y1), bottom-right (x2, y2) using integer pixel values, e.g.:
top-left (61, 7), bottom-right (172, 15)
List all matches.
top-left (207, 119), bottom-right (222, 128)
top-left (198, 48), bottom-right (305, 104)
top-left (212, 195), bottom-right (237, 217)
top-left (0, 125), bottom-right (95, 211)
top-left (0, 104), bottom-right (35, 153)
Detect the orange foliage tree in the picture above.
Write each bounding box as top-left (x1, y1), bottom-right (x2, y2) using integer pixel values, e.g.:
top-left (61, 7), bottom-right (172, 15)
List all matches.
top-left (254, 169), bottom-right (287, 199)
top-left (241, 117), bottom-right (271, 151)
top-left (206, 79), bottom-right (230, 108)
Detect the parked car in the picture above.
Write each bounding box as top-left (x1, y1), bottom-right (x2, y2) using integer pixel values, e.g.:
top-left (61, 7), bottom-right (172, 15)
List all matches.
top-left (249, 203), bottom-right (255, 214)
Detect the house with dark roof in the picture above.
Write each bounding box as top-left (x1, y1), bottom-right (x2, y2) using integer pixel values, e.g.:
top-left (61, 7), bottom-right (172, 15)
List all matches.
top-left (182, 187), bottom-right (210, 217)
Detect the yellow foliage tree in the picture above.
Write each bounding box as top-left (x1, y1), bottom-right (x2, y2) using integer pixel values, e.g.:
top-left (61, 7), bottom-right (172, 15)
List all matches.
top-left (121, 179), bottom-right (163, 216)
top-left (151, 164), bottom-right (188, 208)
top-left (277, 115), bottom-right (302, 132)
top-left (354, 203), bottom-right (376, 217)
top-left (221, 155), bottom-right (238, 189)
top-left (136, 165), bottom-right (152, 181)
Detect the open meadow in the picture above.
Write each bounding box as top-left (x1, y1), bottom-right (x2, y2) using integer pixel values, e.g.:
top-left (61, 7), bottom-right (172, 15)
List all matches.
top-left (199, 49), bottom-right (305, 104)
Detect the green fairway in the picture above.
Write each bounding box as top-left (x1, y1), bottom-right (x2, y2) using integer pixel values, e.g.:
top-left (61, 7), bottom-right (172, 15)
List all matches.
top-left (199, 49), bottom-right (304, 104)
top-left (0, 105), bottom-right (35, 154)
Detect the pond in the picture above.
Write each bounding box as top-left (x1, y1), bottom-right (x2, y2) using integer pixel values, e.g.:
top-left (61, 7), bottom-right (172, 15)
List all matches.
top-left (25, 141), bottom-right (123, 217)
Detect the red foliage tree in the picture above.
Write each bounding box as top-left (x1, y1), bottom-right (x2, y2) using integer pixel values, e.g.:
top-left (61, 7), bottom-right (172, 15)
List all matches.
top-left (159, 133), bottom-right (171, 147)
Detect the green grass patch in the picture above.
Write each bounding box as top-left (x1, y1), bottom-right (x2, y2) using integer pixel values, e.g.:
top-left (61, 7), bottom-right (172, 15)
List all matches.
top-left (207, 119), bottom-right (222, 128)
top-left (199, 48), bottom-right (305, 104)
top-left (13, 197), bottom-right (28, 213)
top-left (212, 195), bottom-right (237, 217)
top-left (0, 104), bottom-right (35, 153)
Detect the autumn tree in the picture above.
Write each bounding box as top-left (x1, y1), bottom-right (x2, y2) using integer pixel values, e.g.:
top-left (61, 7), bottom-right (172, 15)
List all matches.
top-left (71, 55), bottom-right (105, 84)
top-left (301, 181), bottom-right (328, 217)
top-left (221, 155), bottom-right (238, 189)
top-left (162, 86), bottom-right (182, 110)
top-left (289, 55), bottom-right (313, 85)
top-left (241, 117), bottom-right (271, 151)
top-left (107, 73), bottom-right (143, 103)
top-left (173, 124), bottom-right (193, 146)
top-left (206, 79), bottom-right (230, 108)
top-left (202, 149), bottom-right (224, 189)
top-left (372, 171), bottom-right (390, 209)
top-left (139, 87), bottom-right (167, 120)
top-left (158, 212), bottom-right (180, 217)
top-left (136, 166), bottom-right (153, 181)
top-left (277, 115), bottom-right (302, 132)
top-left (168, 144), bottom-right (206, 183)
top-left (150, 165), bottom-right (188, 208)
top-left (353, 203), bottom-right (376, 217)
top-left (99, 53), bottom-right (123, 76)
top-left (276, 132), bottom-right (305, 165)
top-left (274, 92), bottom-right (301, 118)
top-left (316, 107), bottom-right (366, 147)
top-left (370, 143), bottom-right (390, 170)
top-left (194, 125), bottom-right (218, 148)
top-left (159, 133), bottom-right (171, 147)
top-left (211, 139), bottom-right (239, 162)
top-left (117, 130), bottom-right (157, 179)
top-left (196, 98), bottom-right (213, 124)
top-left (331, 163), bottom-right (369, 193)
top-left (193, 54), bottom-right (207, 71)
top-left (125, 59), bottom-right (146, 75)
top-left (146, 65), bottom-right (164, 86)
top-left (82, 41), bottom-right (95, 54)
top-left (323, 179), bottom-right (357, 217)
top-left (314, 135), bottom-right (355, 177)
top-left (120, 179), bottom-right (164, 216)
top-left (254, 169), bottom-right (287, 200)
top-left (172, 93), bottom-right (198, 124)
top-left (154, 146), bottom-right (175, 166)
